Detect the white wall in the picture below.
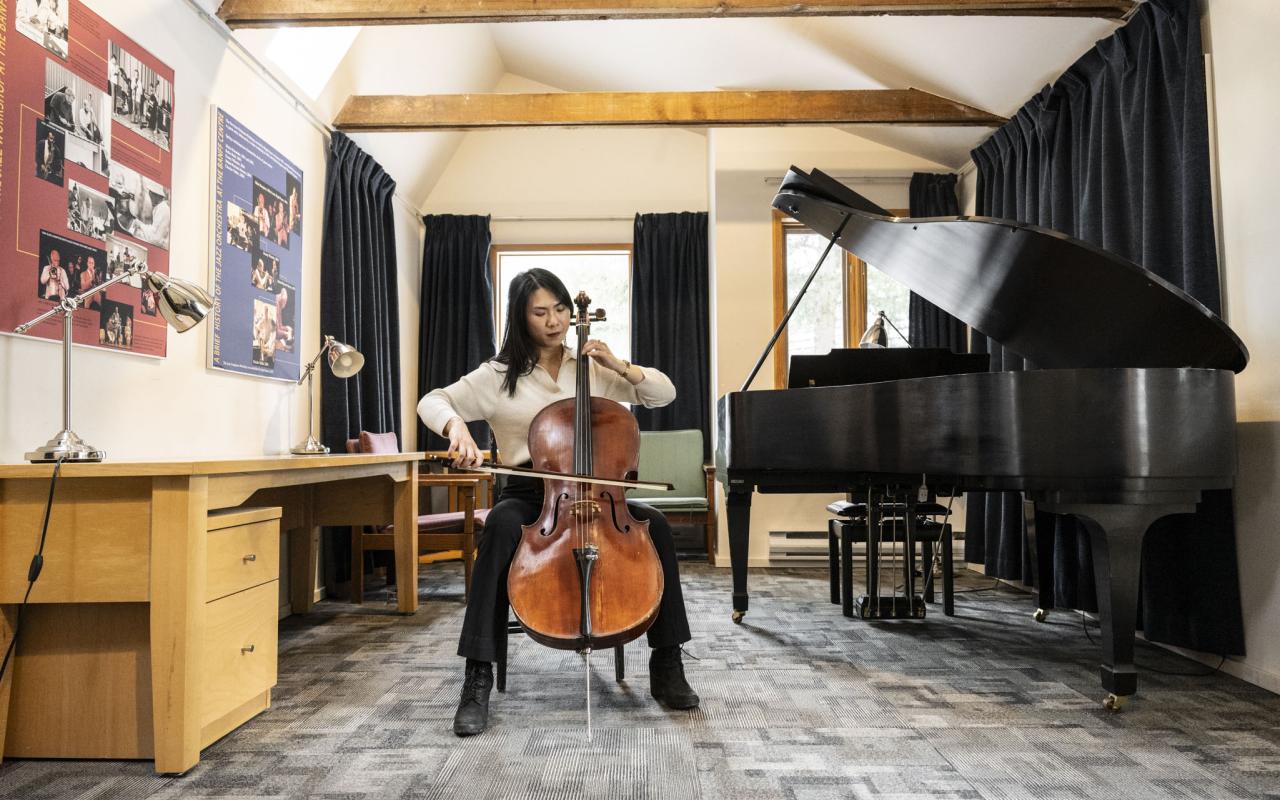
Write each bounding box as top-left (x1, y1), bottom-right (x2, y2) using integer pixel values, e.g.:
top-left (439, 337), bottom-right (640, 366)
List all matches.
top-left (710, 127), bottom-right (950, 566)
top-left (317, 25), bottom-right (506, 210)
top-left (1202, 0), bottom-right (1280, 694)
top-left (423, 74), bottom-right (708, 246)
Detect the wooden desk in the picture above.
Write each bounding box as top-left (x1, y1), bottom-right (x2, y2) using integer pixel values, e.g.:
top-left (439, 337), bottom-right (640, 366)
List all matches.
top-left (0, 453), bottom-right (420, 774)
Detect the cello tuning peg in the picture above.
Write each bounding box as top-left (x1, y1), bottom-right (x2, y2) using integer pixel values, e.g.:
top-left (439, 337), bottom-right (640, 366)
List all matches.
top-left (593, 309), bottom-right (606, 321)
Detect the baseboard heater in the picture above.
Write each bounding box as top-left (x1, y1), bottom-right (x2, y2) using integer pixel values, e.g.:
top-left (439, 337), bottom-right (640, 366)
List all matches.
top-left (768, 530), bottom-right (829, 561)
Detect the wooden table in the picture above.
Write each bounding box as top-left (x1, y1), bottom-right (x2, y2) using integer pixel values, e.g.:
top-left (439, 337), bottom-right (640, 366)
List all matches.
top-left (0, 453), bottom-right (420, 774)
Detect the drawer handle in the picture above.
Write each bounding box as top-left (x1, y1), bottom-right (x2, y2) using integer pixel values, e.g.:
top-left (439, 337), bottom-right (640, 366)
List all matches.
top-left (241, 644), bottom-right (256, 654)
top-left (243, 554), bottom-right (257, 562)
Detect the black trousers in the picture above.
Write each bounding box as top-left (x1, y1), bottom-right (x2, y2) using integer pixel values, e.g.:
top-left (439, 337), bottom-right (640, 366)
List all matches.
top-left (457, 477), bottom-right (692, 663)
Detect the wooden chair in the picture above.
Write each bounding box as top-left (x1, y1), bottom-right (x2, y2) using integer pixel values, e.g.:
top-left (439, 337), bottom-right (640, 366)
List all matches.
top-left (347, 431), bottom-right (490, 603)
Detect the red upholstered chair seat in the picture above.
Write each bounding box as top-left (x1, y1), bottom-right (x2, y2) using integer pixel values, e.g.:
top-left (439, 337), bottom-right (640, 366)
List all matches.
top-left (421, 507), bottom-right (492, 531)
top-left (383, 508), bottom-right (492, 533)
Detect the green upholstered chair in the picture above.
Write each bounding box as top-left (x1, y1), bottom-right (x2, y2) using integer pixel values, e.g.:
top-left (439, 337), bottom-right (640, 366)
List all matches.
top-left (628, 429), bottom-right (717, 561)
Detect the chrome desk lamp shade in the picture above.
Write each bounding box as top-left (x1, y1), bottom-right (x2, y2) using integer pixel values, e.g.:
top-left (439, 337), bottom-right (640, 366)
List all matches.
top-left (326, 339), bottom-right (364, 379)
top-left (859, 311), bottom-right (889, 348)
top-left (292, 336), bottom-right (365, 455)
top-left (858, 310), bottom-right (910, 350)
top-left (17, 267), bottom-right (212, 463)
top-left (143, 272), bottom-right (214, 333)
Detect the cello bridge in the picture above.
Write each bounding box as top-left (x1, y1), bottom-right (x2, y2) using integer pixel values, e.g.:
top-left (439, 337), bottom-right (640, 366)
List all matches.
top-left (569, 500), bottom-right (601, 518)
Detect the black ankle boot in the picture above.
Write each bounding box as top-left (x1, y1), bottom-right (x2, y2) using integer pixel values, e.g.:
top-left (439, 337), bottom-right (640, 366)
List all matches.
top-left (453, 659), bottom-right (494, 736)
top-left (649, 645), bottom-right (699, 709)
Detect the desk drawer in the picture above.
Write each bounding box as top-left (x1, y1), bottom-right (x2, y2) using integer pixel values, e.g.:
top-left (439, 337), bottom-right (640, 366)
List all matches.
top-left (207, 512), bottom-right (280, 602)
top-left (201, 581), bottom-right (278, 728)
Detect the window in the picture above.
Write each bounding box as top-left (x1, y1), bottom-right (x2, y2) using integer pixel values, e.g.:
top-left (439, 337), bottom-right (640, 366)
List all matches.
top-left (772, 211), bottom-right (910, 388)
top-left (491, 246), bottom-right (633, 362)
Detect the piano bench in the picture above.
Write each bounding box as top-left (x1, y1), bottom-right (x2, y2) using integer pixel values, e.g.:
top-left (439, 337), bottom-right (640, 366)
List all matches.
top-left (826, 500), bottom-right (952, 519)
top-left (828, 517), bottom-right (955, 619)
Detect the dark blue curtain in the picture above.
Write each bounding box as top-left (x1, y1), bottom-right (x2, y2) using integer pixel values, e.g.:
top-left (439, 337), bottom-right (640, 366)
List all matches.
top-left (965, 0), bottom-right (1243, 655)
top-left (320, 131), bottom-right (401, 452)
top-left (319, 132), bottom-right (401, 586)
top-left (418, 215), bottom-right (495, 452)
top-left (907, 173), bottom-right (967, 352)
top-left (631, 212), bottom-right (711, 459)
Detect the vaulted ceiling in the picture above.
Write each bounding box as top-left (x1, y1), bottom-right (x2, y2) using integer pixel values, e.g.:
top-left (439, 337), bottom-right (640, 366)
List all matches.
top-left (221, 5), bottom-right (1122, 209)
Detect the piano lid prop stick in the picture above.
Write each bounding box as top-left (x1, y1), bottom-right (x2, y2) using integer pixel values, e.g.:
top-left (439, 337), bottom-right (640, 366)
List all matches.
top-left (740, 214), bottom-right (852, 392)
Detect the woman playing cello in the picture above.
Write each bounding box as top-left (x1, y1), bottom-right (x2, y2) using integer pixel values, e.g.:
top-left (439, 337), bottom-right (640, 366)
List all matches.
top-left (417, 268), bottom-right (699, 737)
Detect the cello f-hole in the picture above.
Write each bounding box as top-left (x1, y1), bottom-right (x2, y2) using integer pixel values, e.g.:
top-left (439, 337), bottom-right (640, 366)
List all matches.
top-left (541, 491), bottom-right (571, 535)
top-left (600, 490), bottom-right (631, 533)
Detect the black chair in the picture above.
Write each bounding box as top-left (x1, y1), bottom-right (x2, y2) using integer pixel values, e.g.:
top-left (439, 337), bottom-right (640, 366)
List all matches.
top-left (827, 499), bottom-right (955, 619)
top-left (495, 616), bottom-right (625, 693)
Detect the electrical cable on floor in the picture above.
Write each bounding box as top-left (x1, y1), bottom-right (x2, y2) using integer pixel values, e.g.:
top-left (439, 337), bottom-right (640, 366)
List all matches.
top-left (1079, 610), bottom-right (1227, 677)
top-left (0, 457), bottom-right (64, 684)
top-left (951, 581), bottom-right (1005, 594)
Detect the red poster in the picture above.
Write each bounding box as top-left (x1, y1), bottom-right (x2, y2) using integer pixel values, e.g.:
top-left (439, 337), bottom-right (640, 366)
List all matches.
top-left (1, 0), bottom-right (175, 357)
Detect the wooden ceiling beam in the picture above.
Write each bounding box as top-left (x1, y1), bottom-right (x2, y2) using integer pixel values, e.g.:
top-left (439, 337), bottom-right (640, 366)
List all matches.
top-left (332, 89), bottom-right (1006, 132)
top-left (217, 0), bottom-right (1137, 28)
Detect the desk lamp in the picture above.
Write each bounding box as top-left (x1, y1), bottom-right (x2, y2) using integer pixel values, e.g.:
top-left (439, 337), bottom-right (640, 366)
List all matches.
top-left (292, 335), bottom-right (364, 455)
top-left (859, 310), bottom-right (910, 349)
top-left (15, 267), bottom-right (213, 463)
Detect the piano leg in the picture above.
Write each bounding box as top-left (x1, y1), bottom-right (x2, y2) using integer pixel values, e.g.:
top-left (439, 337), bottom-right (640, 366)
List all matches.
top-left (904, 496), bottom-right (918, 615)
top-left (1024, 496), bottom-right (1053, 623)
top-left (828, 520), bottom-right (841, 606)
top-left (841, 522), bottom-right (855, 618)
top-left (941, 525), bottom-right (954, 617)
top-left (922, 535), bottom-right (935, 605)
top-left (726, 485), bottom-right (753, 623)
top-left (1052, 501), bottom-right (1196, 709)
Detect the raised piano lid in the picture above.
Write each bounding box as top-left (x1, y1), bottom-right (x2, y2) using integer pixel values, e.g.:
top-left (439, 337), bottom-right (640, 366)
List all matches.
top-left (774, 167), bottom-right (1249, 373)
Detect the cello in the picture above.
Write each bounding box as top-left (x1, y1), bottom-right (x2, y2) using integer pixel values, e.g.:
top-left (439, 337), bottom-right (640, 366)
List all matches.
top-left (505, 290), bottom-right (665, 732)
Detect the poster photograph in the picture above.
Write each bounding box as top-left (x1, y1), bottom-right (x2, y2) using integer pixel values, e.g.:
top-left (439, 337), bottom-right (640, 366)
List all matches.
top-left (106, 235), bottom-right (148, 287)
top-left (67, 179), bottom-right (115, 240)
top-left (108, 160), bottom-right (171, 250)
top-left (38, 230), bottom-right (106, 303)
top-left (15, 0), bottom-right (69, 59)
top-left (34, 119), bottom-right (66, 186)
top-left (43, 57), bottom-right (110, 175)
top-left (0, 0), bottom-right (176, 359)
top-left (109, 41), bottom-right (174, 151)
top-left (210, 107), bottom-right (303, 381)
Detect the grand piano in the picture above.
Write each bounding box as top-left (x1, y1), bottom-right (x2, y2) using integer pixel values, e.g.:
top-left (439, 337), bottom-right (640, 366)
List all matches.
top-left (717, 167), bottom-right (1248, 709)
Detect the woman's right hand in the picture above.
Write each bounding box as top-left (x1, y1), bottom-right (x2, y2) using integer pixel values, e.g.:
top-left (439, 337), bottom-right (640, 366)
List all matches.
top-left (444, 417), bottom-right (483, 468)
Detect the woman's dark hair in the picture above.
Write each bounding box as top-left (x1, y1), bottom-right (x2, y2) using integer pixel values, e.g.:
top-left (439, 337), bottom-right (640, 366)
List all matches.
top-left (494, 268), bottom-right (572, 396)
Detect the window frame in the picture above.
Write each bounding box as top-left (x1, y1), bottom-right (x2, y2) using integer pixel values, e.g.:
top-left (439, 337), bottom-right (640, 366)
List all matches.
top-left (489, 243), bottom-right (634, 349)
top-left (771, 209), bottom-right (906, 389)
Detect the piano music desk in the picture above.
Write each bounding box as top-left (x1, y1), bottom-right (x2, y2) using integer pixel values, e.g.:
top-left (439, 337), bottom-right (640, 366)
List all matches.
top-left (0, 454), bottom-right (420, 774)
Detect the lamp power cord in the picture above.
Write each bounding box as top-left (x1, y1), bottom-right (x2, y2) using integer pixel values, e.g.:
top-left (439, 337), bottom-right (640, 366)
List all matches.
top-left (0, 457), bottom-right (63, 685)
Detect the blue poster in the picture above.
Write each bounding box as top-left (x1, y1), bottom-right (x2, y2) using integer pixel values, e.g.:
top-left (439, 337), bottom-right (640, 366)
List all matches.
top-left (209, 107), bottom-right (302, 381)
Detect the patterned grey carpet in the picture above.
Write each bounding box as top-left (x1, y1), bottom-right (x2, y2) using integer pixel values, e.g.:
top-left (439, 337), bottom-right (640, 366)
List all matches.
top-left (3, 562), bottom-right (1279, 799)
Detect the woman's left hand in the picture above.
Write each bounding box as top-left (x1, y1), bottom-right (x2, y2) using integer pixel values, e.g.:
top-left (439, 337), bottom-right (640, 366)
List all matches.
top-left (582, 339), bottom-right (625, 375)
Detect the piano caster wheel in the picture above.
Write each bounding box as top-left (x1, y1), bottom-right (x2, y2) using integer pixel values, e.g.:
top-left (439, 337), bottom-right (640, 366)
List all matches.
top-left (1102, 693), bottom-right (1128, 712)
top-left (731, 610), bottom-right (745, 624)
top-left (1033, 608), bottom-right (1048, 623)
